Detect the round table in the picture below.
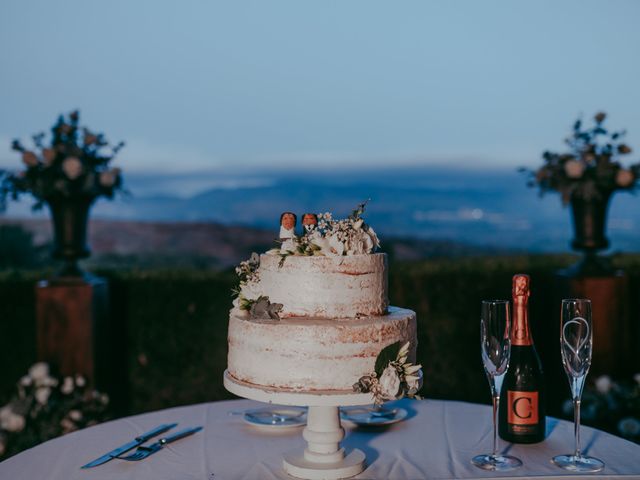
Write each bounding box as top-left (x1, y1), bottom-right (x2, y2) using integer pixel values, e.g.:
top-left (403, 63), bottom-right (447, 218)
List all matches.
top-left (1, 398), bottom-right (639, 479)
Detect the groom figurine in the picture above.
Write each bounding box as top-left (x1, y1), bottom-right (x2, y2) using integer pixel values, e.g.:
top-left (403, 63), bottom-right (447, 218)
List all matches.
top-left (301, 213), bottom-right (318, 234)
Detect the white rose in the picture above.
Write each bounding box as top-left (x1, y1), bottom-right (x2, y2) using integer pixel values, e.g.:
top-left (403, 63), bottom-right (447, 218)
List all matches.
top-left (367, 226), bottom-right (380, 251)
top-left (0, 408), bottom-right (26, 433)
top-left (19, 375), bottom-right (32, 387)
top-left (28, 362), bottom-right (49, 382)
top-left (595, 375), bottom-right (612, 394)
top-left (362, 232), bottom-right (374, 253)
top-left (61, 376), bottom-right (74, 395)
top-left (41, 375), bottom-right (58, 388)
top-left (69, 410), bottom-right (82, 422)
top-left (60, 418), bottom-right (76, 433)
top-left (346, 235), bottom-right (365, 256)
top-left (564, 160), bottom-right (585, 179)
top-left (616, 169), bottom-right (635, 188)
top-left (280, 238), bottom-right (297, 253)
top-left (406, 374), bottom-right (420, 394)
top-left (379, 365), bottom-right (401, 399)
top-left (326, 234), bottom-right (345, 256)
top-left (62, 157), bottom-right (83, 180)
top-left (35, 387), bottom-right (51, 405)
top-left (75, 375), bottom-right (86, 388)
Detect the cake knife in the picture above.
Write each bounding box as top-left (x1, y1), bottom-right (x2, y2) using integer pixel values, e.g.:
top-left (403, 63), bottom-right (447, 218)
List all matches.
top-left (81, 423), bottom-right (177, 468)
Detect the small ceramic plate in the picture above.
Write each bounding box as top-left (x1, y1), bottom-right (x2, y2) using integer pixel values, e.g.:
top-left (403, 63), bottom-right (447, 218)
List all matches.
top-left (340, 406), bottom-right (408, 426)
top-left (242, 408), bottom-right (306, 429)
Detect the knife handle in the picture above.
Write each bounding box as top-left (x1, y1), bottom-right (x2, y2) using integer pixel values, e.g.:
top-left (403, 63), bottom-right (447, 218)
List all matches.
top-left (161, 426), bottom-right (203, 444)
top-left (136, 423), bottom-right (177, 443)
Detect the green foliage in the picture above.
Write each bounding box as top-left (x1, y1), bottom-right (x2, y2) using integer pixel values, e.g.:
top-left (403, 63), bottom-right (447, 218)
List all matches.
top-left (374, 341), bottom-right (400, 377)
top-left (0, 225), bottom-right (48, 268)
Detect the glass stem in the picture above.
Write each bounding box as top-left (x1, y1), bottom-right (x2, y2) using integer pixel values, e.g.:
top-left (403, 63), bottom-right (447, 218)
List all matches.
top-left (492, 394), bottom-right (500, 458)
top-left (573, 398), bottom-right (581, 458)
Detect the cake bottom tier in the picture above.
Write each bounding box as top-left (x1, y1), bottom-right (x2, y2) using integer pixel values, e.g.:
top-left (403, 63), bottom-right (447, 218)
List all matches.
top-left (227, 306), bottom-right (416, 392)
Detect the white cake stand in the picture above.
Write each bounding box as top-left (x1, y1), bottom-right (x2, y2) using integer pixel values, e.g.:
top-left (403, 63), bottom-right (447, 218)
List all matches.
top-left (224, 370), bottom-right (374, 480)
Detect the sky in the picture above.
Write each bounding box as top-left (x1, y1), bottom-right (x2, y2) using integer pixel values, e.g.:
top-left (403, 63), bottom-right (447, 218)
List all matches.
top-left (1, 0), bottom-right (640, 173)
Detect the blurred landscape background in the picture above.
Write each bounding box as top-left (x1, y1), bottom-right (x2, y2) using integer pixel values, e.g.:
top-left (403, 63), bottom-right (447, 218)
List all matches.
top-left (1, 0), bottom-right (640, 455)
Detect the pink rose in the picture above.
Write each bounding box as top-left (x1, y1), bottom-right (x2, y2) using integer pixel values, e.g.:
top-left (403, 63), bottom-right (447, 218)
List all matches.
top-left (564, 160), bottom-right (585, 179)
top-left (22, 151), bottom-right (39, 167)
top-left (616, 169), bottom-right (635, 188)
top-left (62, 157), bottom-right (83, 180)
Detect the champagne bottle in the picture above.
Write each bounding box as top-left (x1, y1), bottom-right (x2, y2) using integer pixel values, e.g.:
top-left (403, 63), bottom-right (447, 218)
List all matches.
top-left (498, 274), bottom-right (546, 443)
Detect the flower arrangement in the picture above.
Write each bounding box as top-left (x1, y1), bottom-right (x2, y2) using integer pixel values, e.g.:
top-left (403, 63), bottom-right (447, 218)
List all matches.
top-left (0, 110), bottom-right (125, 211)
top-left (0, 363), bottom-right (111, 459)
top-left (523, 112), bottom-right (640, 204)
top-left (277, 201), bottom-right (380, 259)
top-left (353, 341), bottom-right (422, 405)
top-left (563, 373), bottom-right (640, 444)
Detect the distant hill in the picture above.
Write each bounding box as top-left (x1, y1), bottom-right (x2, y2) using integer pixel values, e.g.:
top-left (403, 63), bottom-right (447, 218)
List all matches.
top-left (4, 167), bottom-right (640, 253)
top-left (0, 218), bottom-right (509, 269)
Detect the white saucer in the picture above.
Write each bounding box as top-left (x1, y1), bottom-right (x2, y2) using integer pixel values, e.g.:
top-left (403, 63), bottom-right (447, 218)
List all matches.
top-left (242, 407), bottom-right (306, 429)
top-left (340, 406), bottom-right (408, 426)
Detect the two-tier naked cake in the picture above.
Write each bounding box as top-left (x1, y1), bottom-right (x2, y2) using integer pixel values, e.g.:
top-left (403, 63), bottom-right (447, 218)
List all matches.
top-left (227, 204), bottom-right (421, 401)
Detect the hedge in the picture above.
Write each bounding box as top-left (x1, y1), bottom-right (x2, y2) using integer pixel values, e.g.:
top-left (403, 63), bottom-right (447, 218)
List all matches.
top-left (1, 254), bottom-right (639, 417)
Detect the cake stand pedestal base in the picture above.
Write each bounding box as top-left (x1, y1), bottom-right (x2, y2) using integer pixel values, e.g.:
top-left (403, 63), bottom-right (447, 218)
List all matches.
top-left (283, 405), bottom-right (365, 480)
top-left (283, 447), bottom-right (365, 480)
top-left (223, 371), bottom-right (371, 480)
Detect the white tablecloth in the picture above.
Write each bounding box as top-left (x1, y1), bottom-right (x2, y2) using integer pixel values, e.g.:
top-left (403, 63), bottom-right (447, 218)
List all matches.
top-left (1, 398), bottom-right (639, 479)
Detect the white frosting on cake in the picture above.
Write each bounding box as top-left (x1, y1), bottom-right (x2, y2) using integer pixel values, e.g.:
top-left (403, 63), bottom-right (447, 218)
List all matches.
top-left (227, 306), bottom-right (416, 391)
top-left (240, 253), bottom-right (389, 318)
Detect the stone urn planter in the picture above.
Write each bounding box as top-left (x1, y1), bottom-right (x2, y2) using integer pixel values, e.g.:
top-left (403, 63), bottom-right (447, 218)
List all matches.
top-left (568, 192), bottom-right (614, 276)
top-left (47, 196), bottom-right (94, 277)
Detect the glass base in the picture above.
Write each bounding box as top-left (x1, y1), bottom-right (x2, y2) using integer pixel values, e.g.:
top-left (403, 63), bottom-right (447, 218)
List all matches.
top-left (472, 453), bottom-right (522, 471)
top-left (552, 454), bottom-right (605, 472)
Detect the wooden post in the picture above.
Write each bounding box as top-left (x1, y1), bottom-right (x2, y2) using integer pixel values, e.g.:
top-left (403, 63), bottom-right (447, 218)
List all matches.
top-left (35, 274), bottom-right (109, 388)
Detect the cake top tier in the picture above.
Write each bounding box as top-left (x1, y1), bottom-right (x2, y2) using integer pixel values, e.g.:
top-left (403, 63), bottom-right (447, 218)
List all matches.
top-left (275, 201), bottom-right (380, 257)
top-left (233, 202), bottom-right (387, 319)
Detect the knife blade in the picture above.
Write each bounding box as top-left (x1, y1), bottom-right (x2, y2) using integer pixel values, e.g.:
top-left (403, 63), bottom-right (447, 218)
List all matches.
top-left (81, 423), bottom-right (177, 468)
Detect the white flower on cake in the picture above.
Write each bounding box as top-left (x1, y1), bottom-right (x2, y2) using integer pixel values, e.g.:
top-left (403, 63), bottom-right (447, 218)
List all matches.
top-left (353, 341), bottom-right (422, 405)
top-left (379, 365), bottom-right (401, 398)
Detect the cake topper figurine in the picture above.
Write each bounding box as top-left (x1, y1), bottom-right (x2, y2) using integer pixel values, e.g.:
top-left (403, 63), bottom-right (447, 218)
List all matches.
top-left (301, 213), bottom-right (318, 234)
top-left (279, 211), bottom-right (297, 252)
top-left (279, 212), bottom-right (297, 239)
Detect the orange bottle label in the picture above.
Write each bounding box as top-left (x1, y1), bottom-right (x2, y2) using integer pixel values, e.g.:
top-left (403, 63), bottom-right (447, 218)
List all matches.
top-left (507, 391), bottom-right (539, 425)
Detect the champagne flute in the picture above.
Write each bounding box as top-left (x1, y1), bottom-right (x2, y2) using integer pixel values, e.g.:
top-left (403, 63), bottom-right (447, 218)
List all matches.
top-left (472, 300), bottom-right (522, 471)
top-left (552, 299), bottom-right (605, 472)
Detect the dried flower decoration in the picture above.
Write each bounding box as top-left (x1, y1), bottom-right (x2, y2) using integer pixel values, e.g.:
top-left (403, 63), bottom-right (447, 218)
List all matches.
top-left (238, 295), bottom-right (283, 320)
top-left (522, 112), bottom-right (640, 205)
top-left (0, 110), bottom-right (125, 211)
top-left (353, 341), bottom-right (422, 405)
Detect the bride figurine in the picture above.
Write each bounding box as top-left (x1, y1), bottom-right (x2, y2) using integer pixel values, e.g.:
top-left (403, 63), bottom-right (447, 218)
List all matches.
top-left (279, 212), bottom-right (297, 252)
